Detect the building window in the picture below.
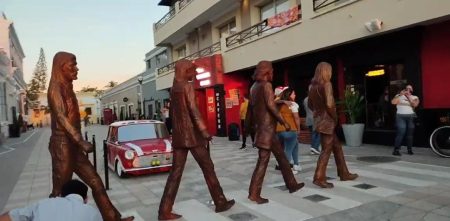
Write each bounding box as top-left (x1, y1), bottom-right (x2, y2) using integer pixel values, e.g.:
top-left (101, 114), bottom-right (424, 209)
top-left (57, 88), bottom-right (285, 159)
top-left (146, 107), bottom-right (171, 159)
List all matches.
top-left (156, 51), bottom-right (168, 66)
top-left (0, 83), bottom-right (7, 121)
top-left (176, 46), bottom-right (186, 59)
top-left (146, 59), bottom-right (151, 69)
top-left (260, 0), bottom-right (290, 20)
top-left (219, 19), bottom-right (237, 38)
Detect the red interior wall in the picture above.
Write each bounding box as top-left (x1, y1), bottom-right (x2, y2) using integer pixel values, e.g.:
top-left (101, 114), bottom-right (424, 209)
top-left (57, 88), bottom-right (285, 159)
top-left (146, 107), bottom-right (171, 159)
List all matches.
top-left (223, 73), bottom-right (252, 133)
top-left (421, 21), bottom-right (450, 108)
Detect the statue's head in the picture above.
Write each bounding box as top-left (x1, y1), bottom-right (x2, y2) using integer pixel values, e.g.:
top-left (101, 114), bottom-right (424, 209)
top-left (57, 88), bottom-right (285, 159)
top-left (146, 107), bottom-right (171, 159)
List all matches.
top-left (312, 62), bottom-right (332, 85)
top-left (252, 61), bottom-right (273, 82)
top-left (51, 52), bottom-right (78, 83)
top-left (175, 59), bottom-right (197, 82)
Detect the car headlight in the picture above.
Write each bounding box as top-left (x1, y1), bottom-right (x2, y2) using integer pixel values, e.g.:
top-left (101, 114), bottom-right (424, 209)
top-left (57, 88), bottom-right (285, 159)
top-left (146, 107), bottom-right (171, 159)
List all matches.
top-left (124, 150), bottom-right (135, 160)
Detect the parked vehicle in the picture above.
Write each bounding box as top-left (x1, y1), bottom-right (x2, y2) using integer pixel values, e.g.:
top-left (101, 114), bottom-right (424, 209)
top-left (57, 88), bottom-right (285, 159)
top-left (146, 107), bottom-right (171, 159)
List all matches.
top-left (106, 120), bottom-right (173, 177)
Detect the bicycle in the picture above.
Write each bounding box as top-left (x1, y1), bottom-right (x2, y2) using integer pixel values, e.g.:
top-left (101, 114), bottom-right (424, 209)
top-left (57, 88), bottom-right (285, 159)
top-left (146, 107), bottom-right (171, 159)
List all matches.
top-left (429, 115), bottom-right (450, 158)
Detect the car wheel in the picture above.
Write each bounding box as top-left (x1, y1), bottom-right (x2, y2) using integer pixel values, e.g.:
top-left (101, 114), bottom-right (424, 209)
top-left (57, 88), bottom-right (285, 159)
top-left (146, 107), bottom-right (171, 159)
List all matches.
top-left (115, 160), bottom-right (126, 178)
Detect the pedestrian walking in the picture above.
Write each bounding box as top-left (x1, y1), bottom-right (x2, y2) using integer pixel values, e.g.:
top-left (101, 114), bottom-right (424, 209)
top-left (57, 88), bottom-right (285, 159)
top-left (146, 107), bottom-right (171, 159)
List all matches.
top-left (304, 95), bottom-right (321, 155)
top-left (276, 87), bottom-right (302, 174)
top-left (391, 84), bottom-right (420, 155)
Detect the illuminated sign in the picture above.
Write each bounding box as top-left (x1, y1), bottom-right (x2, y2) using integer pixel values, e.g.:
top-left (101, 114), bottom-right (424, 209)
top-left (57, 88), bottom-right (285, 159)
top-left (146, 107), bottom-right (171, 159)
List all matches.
top-left (366, 69), bottom-right (385, 77)
top-left (199, 79), bottom-right (211, 86)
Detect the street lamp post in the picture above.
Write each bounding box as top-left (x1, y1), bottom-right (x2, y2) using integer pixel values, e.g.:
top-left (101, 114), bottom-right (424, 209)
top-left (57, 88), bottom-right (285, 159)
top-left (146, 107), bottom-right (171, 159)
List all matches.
top-left (137, 75), bottom-right (144, 118)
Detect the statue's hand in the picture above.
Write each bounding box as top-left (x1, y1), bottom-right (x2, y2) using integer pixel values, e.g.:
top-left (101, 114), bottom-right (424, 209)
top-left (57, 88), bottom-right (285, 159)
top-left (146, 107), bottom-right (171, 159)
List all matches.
top-left (80, 140), bottom-right (94, 153)
top-left (201, 130), bottom-right (212, 141)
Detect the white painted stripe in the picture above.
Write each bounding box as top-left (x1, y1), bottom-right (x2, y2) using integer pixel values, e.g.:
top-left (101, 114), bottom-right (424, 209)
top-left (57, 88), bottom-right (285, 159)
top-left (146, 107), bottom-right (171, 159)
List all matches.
top-left (331, 180), bottom-right (402, 197)
top-left (0, 145), bottom-right (15, 156)
top-left (291, 187), bottom-right (362, 210)
top-left (396, 160), bottom-right (450, 170)
top-left (125, 143), bottom-right (144, 156)
top-left (351, 168), bottom-right (436, 187)
top-left (0, 130), bottom-right (38, 156)
top-left (371, 164), bottom-right (450, 179)
top-left (228, 190), bottom-right (313, 221)
top-left (164, 139), bottom-right (172, 152)
top-left (174, 199), bottom-right (231, 221)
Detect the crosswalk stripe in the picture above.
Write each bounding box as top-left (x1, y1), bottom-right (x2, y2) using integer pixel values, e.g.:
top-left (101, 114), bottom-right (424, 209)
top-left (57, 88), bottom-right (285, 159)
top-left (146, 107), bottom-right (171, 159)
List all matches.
top-left (175, 199), bottom-right (231, 221)
top-left (291, 187), bottom-right (362, 210)
top-left (372, 163), bottom-right (450, 179)
top-left (228, 190), bottom-right (313, 221)
top-left (350, 168), bottom-right (436, 187)
top-left (331, 180), bottom-right (403, 197)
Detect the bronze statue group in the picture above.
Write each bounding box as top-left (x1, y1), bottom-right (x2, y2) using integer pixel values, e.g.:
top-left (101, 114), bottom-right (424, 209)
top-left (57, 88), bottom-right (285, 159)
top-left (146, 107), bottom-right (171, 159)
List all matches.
top-left (32, 52), bottom-right (358, 221)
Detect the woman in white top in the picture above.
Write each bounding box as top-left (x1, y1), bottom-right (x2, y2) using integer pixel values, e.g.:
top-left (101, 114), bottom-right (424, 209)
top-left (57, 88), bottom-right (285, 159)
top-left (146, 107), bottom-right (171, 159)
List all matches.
top-left (391, 85), bottom-right (420, 156)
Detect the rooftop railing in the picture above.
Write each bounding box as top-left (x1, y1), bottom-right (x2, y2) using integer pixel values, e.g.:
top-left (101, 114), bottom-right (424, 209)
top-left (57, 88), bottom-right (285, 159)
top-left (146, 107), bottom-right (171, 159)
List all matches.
top-left (313, 0), bottom-right (343, 11)
top-left (179, 0), bottom-right (194, 10)
top-left (157, 42), bottom-right (221, 76)
top-left (226, 5), bottom-right (301, 48)
top-left (155, 7), bottom-right (176, 30)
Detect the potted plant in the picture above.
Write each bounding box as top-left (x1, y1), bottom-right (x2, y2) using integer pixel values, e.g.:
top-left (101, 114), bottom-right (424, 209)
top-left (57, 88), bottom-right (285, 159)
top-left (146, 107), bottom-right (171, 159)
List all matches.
top-left (340, 87), bottom-right (365, 147)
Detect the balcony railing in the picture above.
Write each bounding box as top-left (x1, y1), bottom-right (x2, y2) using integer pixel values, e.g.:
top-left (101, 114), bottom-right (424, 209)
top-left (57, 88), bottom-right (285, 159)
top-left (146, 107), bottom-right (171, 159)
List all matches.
top-left (226, 6), bottom-right (301, 48)
top-left (155, 7), bottom-right (176, 30)
top-left (313, 0), bottom-right (344, 11)
top-left (157, 42), bottom-right (221, 76)
top-left (179, 0), bottom-right (194, 11)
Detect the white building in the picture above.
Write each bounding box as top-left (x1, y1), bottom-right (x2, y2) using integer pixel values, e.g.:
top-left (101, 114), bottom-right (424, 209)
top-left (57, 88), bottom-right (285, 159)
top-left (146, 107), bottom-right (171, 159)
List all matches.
top-left (0, 13), bottom-right (27, 137)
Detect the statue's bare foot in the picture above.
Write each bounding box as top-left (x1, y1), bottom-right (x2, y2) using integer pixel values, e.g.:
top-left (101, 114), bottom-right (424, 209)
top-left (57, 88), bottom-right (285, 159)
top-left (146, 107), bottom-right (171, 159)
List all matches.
top-left (313, 180), bottom-right (334, 188)
top-left (248, 195), bottom-right (269, 204)
top-left (215, 199), bottom-right (235, 212)
top-left (289, 182), bottom-right (305, 193)
top-left (340, 173), bottom-right (358, 181)
top-left (158, 212), bottom-right (182, 220)
top-left (120, 216), bottom-right (134, 221)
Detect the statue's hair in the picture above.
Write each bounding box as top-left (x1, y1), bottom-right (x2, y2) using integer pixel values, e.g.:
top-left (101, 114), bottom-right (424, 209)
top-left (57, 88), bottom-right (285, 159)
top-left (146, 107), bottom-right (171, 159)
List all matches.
top-left (311, 62), bottom-right (332, 85)
top-left (49, 51), bottom-right (76, 85)
top-left (174, 59), bottom-right (196, 81)
top-left (252, 60), bottom-right (272, 81)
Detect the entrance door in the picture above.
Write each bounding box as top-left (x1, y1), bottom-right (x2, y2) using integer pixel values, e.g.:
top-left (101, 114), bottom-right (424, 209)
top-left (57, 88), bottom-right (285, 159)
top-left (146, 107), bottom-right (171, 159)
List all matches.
top-left (349, 63), bottom-right (407, 130)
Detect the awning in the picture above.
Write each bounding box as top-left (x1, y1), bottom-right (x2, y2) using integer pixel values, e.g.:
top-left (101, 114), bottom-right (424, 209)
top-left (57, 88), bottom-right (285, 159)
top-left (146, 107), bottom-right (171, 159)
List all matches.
top-left (158, 0), bottom-right (174, 6)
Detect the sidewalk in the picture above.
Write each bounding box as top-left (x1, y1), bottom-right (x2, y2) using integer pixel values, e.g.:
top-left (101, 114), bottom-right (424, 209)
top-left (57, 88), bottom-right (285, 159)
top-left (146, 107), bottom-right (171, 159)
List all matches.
top-left (2, 125), bottom-right (450, 221)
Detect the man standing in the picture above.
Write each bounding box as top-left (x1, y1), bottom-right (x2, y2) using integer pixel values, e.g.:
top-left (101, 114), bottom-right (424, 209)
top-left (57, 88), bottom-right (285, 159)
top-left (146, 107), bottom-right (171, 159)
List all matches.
top-left (47, 52), bottom-right (133, 221)
top-left (240, 95), bottom-right (255, 149)
top-left (246, 61), bottom-right (304, 204)
top-left (158, 59), bottom-right (234, 220)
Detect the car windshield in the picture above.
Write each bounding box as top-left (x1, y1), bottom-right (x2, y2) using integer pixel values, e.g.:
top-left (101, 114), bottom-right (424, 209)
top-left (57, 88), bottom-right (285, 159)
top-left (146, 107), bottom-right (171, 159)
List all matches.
top-left (118, 123), bottom-right (169, 142)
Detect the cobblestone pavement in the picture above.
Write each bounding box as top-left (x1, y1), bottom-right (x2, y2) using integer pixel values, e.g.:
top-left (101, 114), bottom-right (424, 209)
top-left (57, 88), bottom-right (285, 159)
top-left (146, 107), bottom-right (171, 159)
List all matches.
top-left (2, 125), bottom-right (450, 221)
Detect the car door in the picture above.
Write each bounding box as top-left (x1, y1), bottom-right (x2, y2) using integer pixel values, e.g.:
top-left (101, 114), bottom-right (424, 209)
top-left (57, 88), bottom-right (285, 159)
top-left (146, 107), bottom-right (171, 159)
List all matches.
top-left (107, 126), bottom-right (117, 167)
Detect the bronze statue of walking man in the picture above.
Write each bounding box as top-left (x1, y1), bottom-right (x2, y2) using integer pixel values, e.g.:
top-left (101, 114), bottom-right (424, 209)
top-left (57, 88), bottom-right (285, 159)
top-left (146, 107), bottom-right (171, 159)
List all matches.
top-left (158, 59), bottom-right (235, 220)
top-left (47, 52), bottom-right (133, 221)
top-left (246, 61), bottom-right (304, 204)
top-left (308, 62), bottom-right (358, 188)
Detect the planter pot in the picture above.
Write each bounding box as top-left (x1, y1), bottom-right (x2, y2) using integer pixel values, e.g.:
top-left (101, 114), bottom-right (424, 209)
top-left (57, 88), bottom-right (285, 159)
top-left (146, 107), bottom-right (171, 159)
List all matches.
top-left (342, 123), bottom-right (365, 147)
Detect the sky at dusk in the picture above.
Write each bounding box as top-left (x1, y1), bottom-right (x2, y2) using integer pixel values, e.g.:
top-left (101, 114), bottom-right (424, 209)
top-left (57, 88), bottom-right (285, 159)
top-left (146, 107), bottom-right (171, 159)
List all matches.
top-left (1, 0), bottom-right (168, 91)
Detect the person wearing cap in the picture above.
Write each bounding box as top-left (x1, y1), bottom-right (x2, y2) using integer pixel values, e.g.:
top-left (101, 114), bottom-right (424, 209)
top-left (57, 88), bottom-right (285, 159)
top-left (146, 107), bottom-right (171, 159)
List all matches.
top-left (158, 59), bottom-right (235, 220)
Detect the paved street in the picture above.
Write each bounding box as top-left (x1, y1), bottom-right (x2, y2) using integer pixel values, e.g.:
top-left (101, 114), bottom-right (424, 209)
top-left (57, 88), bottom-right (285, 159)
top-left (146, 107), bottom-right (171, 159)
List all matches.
top-left (1, 125), bottom-right (450, 221)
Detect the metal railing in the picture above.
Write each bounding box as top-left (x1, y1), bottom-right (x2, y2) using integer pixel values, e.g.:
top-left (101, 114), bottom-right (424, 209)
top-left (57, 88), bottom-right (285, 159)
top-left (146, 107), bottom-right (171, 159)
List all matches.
top-left (179, 0), bottom-right (194, 10)
top-left (157, 42), bottom-right (221, 76)
top-left (226, 5), bottom-right (301, 48)
top-left (313, 0), bottom-right (342, 11)
top-left (226, 19), bottom-right (271, 48)
top-left (155, 7), bottom-right (176, 30)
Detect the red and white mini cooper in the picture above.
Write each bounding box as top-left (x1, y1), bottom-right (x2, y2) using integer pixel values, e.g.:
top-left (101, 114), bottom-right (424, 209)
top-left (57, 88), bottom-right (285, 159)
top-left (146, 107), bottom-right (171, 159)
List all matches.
top-left (106, 120), bottom-right (172, 177)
